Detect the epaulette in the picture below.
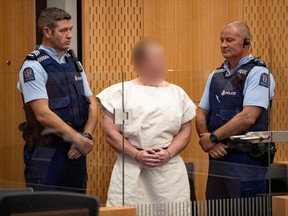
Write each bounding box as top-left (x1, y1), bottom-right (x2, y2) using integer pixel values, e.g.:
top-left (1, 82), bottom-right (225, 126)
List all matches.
top-left (26, 50), bottom-right (41, 60)
top-left (215, 64), bottom-right (226, 73)
top-left (25, 49), bottom-right (50, 63)
top-left (251, 58), bottom-right (267, 67)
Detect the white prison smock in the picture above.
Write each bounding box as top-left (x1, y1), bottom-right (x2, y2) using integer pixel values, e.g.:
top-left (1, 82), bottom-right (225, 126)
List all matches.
top-left (96, 81), bottom-right (196, 214)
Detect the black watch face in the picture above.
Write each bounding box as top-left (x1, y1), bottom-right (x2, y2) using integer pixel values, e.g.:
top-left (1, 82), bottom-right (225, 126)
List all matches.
top-left (210, 134), bottom-right (217, 142)
top-left (83, 133), bottom-right (93, 140)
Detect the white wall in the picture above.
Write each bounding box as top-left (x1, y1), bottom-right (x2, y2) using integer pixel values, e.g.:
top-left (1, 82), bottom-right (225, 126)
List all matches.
top-left (47, 0), bottom-right (78, 56)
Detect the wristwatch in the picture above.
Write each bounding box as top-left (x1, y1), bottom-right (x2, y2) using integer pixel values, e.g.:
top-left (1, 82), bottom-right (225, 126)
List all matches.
top-left (82, 132), bottom-right (93, 140)
top-left (210, 133), bottom-right (218, 143)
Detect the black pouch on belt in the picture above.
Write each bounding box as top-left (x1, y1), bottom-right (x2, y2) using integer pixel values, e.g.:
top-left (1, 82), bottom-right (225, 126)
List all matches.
top-left (227, 139), bottom-right (276, 166)
top-left (19, 122), bottom-right (43, 151)
top-left (249, 142), bottom-right (276, 167)
top-left (227, 140), bottom-right (254, 153)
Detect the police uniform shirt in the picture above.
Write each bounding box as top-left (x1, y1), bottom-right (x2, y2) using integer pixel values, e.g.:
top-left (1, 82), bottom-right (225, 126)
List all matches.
top-left (17, 45), bottom-right (93, 104)
top-left (199, 54), bottom-right (275, 111)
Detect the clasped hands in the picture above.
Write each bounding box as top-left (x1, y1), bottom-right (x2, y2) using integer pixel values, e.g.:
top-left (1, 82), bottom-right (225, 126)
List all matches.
top-left (67, 134), bottom-right (94, 160)
top-left (199, 133), bottom-right (227, 159)
top-left (135, 147), bottom-right (171, 167)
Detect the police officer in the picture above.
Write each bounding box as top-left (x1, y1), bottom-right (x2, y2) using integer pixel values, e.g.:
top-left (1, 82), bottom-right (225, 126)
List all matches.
top-left (196, 21), bottom-right (275, 200)
top-left (17, 7), bottom-right (97, 192)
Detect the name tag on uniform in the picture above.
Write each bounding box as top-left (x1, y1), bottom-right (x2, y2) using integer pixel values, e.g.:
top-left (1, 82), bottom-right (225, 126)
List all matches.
top-left (74, 74), bottom-right (83, 81)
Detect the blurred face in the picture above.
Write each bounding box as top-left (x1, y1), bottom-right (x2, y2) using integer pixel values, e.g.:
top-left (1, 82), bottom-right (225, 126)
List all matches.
top-left (43, 19), bottom-right (73, 52)
top-left (220, 26), bottom-right (247, 61)
top-left (137, 44), bottom-right (167, 79)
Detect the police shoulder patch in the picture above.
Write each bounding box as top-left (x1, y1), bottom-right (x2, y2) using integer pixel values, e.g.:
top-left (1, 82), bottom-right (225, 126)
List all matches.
top-left (23, 67), bottom-right (35, 83)
top-left (259, 73), bottom-right (269, 88)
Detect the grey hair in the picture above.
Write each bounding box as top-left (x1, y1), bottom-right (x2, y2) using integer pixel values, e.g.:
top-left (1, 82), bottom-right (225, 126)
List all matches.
top-left (224, 21), bottom-right (252, 39)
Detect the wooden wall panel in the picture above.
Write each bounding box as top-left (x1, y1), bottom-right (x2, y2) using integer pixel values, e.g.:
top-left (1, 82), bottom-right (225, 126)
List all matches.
top-left (243, 0), bottom-right (288, 162)
top-left (82, 0), bottom-right (143, 204)
top-left (0, 0), bottom-right (287, 207)
top-left (143, 0), bottom-right (243, 200)
top-left (0, 0), bottom-right (35, 184)
top-left (82, 0), bottom-right (288, 204)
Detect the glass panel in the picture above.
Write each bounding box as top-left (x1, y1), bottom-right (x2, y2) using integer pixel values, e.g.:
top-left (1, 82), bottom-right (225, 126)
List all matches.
top-left (2, 43), bottom-right (288, 216)
top-left (91, 66), bottom-right (288, 215)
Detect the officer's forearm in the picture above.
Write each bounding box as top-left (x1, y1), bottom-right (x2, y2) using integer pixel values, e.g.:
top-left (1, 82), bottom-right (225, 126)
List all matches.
top-left (83, 96), bottom-right (97, 135)
top-left (38, 111), bottom-right (84, 144)
top-left (167, 121), bottom-right (192, 158)
top-left (214, 106), bottom-right (263, 141)
top-left (30, 99), bottom-right (84, 144)
top-left (196, 108), bottom-right (209, 136)
top-left (214, 116), bottom-right (250, 141)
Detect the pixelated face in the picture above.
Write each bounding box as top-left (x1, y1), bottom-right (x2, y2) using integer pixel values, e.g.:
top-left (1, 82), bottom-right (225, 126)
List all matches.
top-left (46, 19), bottom-right (73, 52)
top-left (138, 44), bottom-right (167, 79)
top-left (220, 26), bottom-right (245, 60)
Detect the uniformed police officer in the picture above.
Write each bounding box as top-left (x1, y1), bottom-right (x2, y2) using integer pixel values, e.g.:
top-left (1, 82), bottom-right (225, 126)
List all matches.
top-left (196, 21), bottom-right (275, 200)
top-left (17, 7), bottom-right (97, 192)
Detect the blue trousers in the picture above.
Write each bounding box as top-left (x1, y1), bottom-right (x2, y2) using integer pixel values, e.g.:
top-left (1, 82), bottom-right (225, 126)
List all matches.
top-left (206, 153), bottom-right (268, 215)
top-left (206, 153), bottom-right (267, 199)
top-left (24, 138), bottom-right (87, 193)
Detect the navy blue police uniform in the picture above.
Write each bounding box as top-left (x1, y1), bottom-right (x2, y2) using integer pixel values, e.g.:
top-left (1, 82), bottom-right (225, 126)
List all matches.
top-left (17, 46), bottom-right (92, 193)
top-left (199, 55), bottom-right (275, 199)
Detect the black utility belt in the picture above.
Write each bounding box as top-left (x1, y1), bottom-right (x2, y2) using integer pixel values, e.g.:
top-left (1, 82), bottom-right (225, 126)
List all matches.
top-left (227, 142), bottom-right (259, 153)
top-left (136, 147), bottom-right (168, 151)
top-left (225, 141), bottom-right (269, 154)
top-left (228, 141), bottom-right (276, 154)
top-left (227, 141), bottom-right (275, 154)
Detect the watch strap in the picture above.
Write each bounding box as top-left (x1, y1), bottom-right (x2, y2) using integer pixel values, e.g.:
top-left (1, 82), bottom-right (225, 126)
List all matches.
top-left (82, 132), bottom-right (93, 140)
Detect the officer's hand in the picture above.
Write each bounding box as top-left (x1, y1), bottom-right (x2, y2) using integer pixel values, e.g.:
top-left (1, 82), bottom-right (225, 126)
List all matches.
top-left (208, 143), bottom-right (228, 159)
top-left (199, 133), bottom-right (215, 152)
top-left (153, 147), bottom-right (171, 165)
top-left (75, 135), bottom-right (94, 155)
top-left (136, 148), bottom-right (161, 167)
top-left (68, 143), bottom-right (82, 160)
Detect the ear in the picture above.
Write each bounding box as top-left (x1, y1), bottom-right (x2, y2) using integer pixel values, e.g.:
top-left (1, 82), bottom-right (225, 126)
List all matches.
top-left (43, 27), bottom-right (52, 38)
top-left (243, 37), bottom-right (251, 47)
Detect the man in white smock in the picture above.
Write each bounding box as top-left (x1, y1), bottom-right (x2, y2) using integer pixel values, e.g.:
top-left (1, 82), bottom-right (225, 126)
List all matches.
top-left (97, 38), bottom-right (196, 214)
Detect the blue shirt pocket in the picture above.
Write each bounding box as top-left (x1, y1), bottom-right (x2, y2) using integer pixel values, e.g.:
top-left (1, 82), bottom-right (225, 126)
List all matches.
top-left (218, 109), bottom-right (241, 122)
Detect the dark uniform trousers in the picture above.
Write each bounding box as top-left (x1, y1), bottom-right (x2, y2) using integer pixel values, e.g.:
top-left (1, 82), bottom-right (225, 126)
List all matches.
top-left (206, 59), bottom-right (269, 200)
top-left (24, 140), bottom-right (87, 193)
